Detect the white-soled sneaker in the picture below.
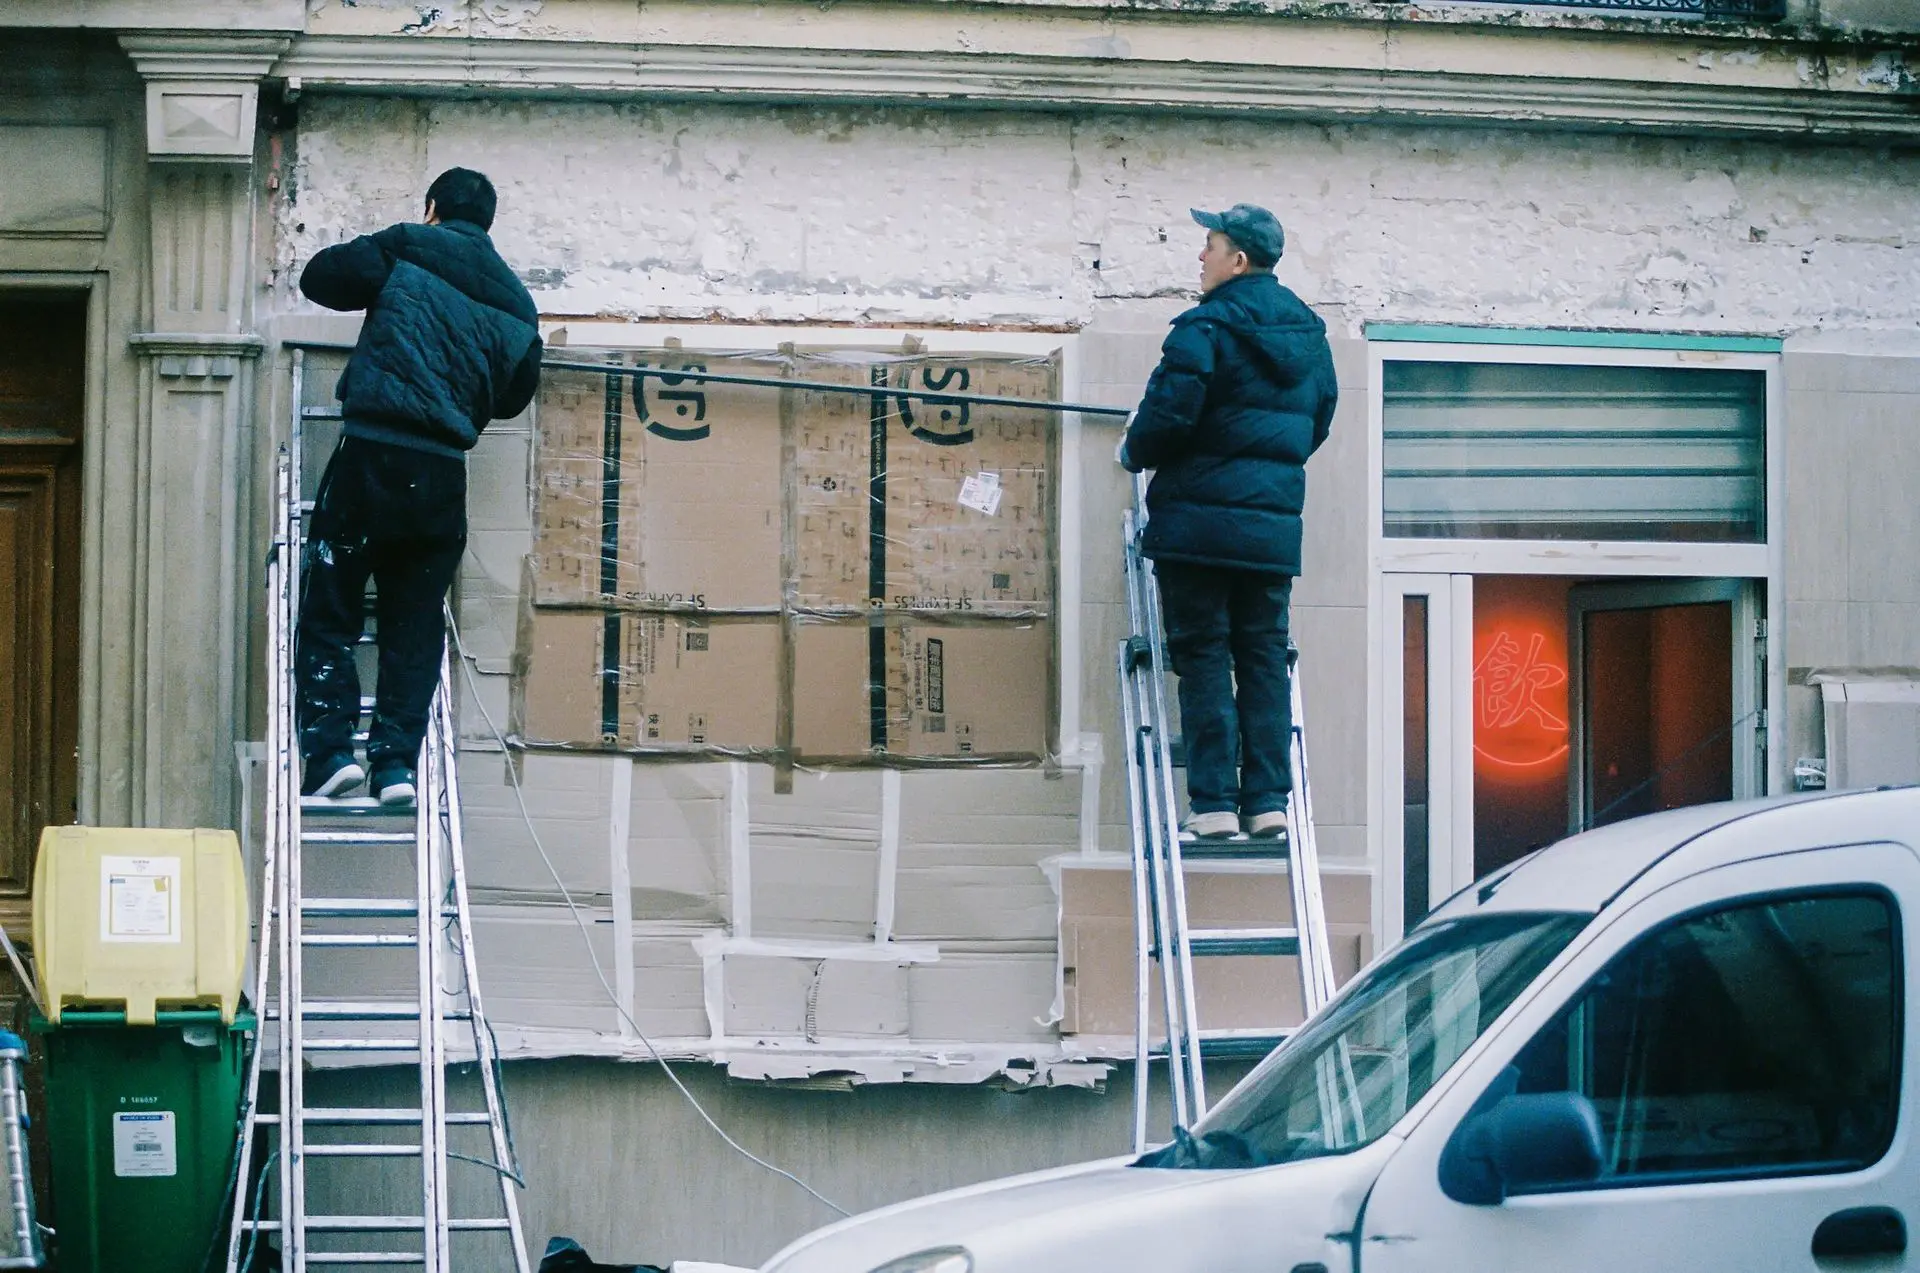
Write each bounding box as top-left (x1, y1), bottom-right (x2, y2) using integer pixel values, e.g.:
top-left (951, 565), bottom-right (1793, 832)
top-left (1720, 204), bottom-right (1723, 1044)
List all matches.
top-left (302, 756), bottom-right (365, 799)
top-left (1180, 810), bottom-right (1241, 840)
top-left (373, 766), bottom-right (417, 807)
top-left (1245, 810), bottom-right (1291, 841)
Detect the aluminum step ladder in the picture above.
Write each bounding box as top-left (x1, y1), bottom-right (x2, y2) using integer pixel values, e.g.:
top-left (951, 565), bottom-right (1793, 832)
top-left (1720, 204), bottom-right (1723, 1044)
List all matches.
top-left (1117, 471), bottom-right (1338, 1153)
top-left (224, 349), bottom-right (530, 1272)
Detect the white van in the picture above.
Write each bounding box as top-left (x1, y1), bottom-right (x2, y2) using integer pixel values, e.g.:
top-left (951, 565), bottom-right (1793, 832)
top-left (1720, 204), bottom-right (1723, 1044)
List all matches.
top-left (764, 788), bottom-right (1917, 1273)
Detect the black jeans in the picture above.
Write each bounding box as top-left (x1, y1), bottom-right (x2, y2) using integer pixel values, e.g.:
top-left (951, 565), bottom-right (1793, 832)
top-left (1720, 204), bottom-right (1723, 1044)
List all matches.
top-left (296, 436), bottom-right (467, 773)
top-left (1157, 563), bottom-right (1295, 817)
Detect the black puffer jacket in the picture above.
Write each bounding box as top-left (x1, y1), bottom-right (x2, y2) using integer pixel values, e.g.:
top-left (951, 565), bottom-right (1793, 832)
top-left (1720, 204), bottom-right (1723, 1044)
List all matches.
top-left (1121, 272), bottom-right (1337, 576)
top-left (301, 219), bottom-right (542, 458)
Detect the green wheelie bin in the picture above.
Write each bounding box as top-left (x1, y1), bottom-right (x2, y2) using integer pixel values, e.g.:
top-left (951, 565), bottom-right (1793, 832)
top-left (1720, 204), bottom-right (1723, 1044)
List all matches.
top-left (33, 1008), bottom-right (252, 1273)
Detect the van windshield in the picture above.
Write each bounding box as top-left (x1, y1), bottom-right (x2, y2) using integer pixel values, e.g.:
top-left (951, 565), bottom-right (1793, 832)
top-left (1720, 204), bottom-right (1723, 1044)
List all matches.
top-left (1141, 912), bottom-right (1587, 1171)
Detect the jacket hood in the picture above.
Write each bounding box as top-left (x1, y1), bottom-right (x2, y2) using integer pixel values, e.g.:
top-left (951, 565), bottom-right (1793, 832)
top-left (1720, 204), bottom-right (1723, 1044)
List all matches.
top-left (1181, 273), bottom-right (1327, 390)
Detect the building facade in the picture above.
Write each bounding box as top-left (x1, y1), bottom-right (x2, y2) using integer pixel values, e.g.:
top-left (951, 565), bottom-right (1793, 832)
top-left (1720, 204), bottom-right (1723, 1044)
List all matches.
top-left (2, 0), bottom-right (1918, 1265)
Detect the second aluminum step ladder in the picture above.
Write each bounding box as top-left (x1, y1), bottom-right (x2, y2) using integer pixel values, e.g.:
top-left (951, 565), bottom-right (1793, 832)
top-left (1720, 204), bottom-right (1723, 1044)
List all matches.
top-left (224, 349), bottom-right (530, 1272)
top-left (1118, 471), bottom-right (1338, 1153)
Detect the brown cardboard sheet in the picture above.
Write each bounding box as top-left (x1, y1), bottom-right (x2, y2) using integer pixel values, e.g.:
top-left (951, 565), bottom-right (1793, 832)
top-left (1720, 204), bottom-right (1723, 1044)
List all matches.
top-left (513, 602), bottom-right (779, 752)
top-left (530, 352), bottom-right (786, 611)
top-left (788, 616), bottom-right (1053, 761)
top-left (1058, 867), bottom-right (1373, 1038)
top-left (790, 351), bottom-right (1058, 616)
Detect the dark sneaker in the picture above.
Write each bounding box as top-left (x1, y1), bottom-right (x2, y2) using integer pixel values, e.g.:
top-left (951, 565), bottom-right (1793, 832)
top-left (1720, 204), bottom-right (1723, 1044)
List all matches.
top-left (372, 764), bottom-right (416, 807)
top-left (301, 754), bottom-right (365, 799)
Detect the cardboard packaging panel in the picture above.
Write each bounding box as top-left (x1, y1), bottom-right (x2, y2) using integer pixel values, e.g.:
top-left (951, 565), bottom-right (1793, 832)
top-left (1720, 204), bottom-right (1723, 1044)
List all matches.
top-left (513, 603), bottom-right (779, 752)
top-left (789, 617), bottom-right (1053, 760)
top-left (1056, 867), bottom-right (1374, 1038)
top-left (885, 619), bottom-right (1053, 758)
top-left (530, 352), bottom-right (786, 611)
top-left (791, 351), bottom-right (1058, 616)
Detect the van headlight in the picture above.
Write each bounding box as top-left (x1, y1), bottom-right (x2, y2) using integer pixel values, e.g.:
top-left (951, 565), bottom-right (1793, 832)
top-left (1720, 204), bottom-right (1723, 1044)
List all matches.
top-left (869, 1248), bottom-right (974, 1273)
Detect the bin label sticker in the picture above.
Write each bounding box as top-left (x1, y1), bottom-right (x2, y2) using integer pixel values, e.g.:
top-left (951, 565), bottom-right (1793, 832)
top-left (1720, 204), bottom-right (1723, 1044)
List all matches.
top-left (112, 1111), bottom-right (177, 1178)
top-left (99, 855), bottom-right (182, 944)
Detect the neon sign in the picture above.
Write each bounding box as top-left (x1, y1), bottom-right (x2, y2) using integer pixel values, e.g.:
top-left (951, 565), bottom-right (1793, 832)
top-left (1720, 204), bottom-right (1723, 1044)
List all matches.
top-left (1473, 626), bottom-right (1569, 771)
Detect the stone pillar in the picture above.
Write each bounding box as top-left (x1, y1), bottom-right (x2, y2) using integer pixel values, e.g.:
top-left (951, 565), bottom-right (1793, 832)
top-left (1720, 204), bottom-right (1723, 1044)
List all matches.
top-left (118, 34), bottom-right (287, 828)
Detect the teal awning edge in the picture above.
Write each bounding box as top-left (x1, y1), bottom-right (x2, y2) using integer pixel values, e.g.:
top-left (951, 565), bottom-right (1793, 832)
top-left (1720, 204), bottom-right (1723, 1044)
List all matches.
top-left (1364, 324), bottom-right (1783, 354)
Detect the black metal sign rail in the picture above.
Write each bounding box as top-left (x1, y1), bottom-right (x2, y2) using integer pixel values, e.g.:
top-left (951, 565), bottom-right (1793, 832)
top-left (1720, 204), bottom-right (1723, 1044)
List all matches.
top-left (541, 355), bottom-right (1134, 419)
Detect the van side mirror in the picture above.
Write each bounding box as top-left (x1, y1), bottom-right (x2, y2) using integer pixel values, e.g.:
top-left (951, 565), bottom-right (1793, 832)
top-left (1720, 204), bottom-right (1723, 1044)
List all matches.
top-left (1438, 1091), bottom-right (1604, 1206)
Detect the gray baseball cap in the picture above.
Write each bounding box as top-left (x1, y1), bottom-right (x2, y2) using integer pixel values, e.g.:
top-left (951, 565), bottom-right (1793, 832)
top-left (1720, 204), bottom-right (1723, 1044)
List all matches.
top-left (1191, 204), bottom-right (1284, 268)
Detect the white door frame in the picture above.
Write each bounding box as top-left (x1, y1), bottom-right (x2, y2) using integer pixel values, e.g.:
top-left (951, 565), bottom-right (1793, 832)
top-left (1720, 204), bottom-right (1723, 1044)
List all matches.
top-left (1376, 573), bottom-right (1474, 949)
top-left (1366, 338), bottom-right (1785, 954)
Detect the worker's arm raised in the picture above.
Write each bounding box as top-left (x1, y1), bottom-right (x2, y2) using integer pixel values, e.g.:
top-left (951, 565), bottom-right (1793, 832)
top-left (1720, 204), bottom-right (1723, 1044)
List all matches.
top-left (1118, 318), bottom-right (1216, 473)
top-left (299, 226), bottom-right (401, 313)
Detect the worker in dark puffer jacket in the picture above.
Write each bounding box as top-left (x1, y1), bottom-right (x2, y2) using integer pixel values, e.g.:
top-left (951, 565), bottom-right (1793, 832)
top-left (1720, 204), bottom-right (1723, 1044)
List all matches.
top-left (295, 167), bottom-right (543, 805)
top-left (1120, 204), bottom-right (1337, 842)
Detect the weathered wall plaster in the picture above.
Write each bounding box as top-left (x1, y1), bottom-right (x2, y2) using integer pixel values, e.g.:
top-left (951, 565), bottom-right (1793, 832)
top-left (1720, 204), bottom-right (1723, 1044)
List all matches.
top-left (276, 96), bottom-right (1920, 336)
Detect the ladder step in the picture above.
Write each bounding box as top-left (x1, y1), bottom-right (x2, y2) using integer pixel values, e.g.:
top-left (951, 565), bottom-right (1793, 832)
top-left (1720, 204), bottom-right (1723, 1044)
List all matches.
top-left (302, 830), bottom-right (416, 845)
top-left (264, 1108), bottom-right (495, 1126)
top-left (303, 1143), bottom-right (424, 1157)
top-left (1186, 927), bottom-right (1300, 957)
top-left (269, 1001), bottom-right (467, 1022)
top-left (266, 1215), bottom-right (509, 1233)
top-left (301, 797), bottom-right (413, 818)
top-left (1177, 837), bottom-right (1291, 861)
top-left (1151, 1028), bottom-right (1294, 1061)
top-left (302, 1039), bottom-right (424, 1053)
top-left (305, 1254), bottom-right (426, 1266)
top-left (299, 899), bottom-right (421, 918)
top-left (301, 933), bottom-right (420, 948)
top-left (303, 405), bottom-right (345, 420)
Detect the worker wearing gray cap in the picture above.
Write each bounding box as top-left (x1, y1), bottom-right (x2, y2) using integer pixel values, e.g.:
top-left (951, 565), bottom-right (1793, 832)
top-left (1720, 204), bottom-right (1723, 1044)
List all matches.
top-left (1119, 204), bottom-right (1338, 841)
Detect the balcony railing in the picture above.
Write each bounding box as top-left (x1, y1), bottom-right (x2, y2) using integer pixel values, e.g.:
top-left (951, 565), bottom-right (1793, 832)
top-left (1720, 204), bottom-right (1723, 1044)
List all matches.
top-left (1441, 0), bottom-right (1785, 19)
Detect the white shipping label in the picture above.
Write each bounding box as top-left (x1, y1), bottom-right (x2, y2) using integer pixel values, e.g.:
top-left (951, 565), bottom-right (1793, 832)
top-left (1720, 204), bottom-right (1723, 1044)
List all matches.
top-left (99, 854), bottom-right (182, 943)
top-left (957, 471), bottom-right (1003, 517)
top-left (112, 1111), bottom-right (178, 1178)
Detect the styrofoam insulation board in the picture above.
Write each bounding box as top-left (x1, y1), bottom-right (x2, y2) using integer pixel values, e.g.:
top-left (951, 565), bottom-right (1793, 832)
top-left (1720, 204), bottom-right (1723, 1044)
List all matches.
top-left (908, 952), bottom-right (1058, 1044)
top-left (472, 902), bottom-right (623, 1035)
top-left (629, 762), bottom-right (732, 925)
top-left (893, 769), bottom-right (1081, 943)
top-left (631, 932), bottom-right (713, 1039)
top-left (723, 955), bottom-right (909, 1040)
top-left (458, 750), bottom-right (615, 900)
top-left (747, 767), bottom-right (882, 941)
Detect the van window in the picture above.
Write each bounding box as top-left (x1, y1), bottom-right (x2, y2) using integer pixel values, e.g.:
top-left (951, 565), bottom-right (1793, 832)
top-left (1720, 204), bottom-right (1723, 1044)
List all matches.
top-left (1146, 912), bottom-right (1586, 1170)
top-left (1511, 890), bottom-right (1900, 1188)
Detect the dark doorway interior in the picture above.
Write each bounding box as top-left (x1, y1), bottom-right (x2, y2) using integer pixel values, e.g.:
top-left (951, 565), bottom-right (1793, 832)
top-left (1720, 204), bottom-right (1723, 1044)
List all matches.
top-left (0, 291), bottom-right (85, 928)
top-left (1582, 600), bottom-right (1734, 828)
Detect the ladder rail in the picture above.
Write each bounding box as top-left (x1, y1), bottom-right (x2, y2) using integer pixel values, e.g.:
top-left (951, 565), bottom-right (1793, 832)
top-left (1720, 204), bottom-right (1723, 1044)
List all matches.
top-left (228, 345), bottom-right (530, 1273)
top-left (415, 721), bottom-right (448, 1273)
top-left (432, 661), bottom-right (534, 1273)
top-left (1122, 467), bottom-right (1340, 1147)
top-left (1122, 503), bottom-right (1196, 1131)
top-left (1116, 645), bottom-right (1156, 1155)
top-left (225, 451), bottom-right (291, 1273)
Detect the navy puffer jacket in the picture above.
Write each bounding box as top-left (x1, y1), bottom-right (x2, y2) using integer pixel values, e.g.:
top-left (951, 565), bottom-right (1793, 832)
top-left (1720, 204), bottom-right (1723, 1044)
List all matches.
top-left (1121, 272), bottom-right (1337, 577)
top-left (301, 219), bottom-right (542, 458)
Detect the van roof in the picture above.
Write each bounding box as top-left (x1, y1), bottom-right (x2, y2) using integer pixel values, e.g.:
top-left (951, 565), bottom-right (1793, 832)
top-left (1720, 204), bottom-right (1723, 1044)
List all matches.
top-left (1426, 787), bottom-right (1920, 923)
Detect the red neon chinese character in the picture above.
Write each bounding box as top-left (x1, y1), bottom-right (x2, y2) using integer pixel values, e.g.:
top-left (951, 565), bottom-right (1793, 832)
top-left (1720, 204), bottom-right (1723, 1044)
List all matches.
top-left (1474, 629), bottom-right (1568, 733)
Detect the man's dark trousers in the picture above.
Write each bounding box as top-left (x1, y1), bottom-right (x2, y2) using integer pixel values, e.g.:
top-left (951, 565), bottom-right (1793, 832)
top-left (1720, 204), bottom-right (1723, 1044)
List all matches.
top-left (1157, 563), bottom-right (1294, 818)
top-left (296, 436), bottom-right (466, 775)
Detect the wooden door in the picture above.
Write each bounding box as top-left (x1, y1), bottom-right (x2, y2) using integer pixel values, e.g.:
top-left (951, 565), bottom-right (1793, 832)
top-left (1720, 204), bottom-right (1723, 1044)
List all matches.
top-left (0, 293), bottom-right (84, 931)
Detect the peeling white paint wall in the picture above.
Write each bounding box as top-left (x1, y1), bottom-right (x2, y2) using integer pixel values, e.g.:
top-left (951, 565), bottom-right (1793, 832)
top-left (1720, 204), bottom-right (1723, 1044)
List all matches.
top-left (277, 97), bottom-right (1920, 335)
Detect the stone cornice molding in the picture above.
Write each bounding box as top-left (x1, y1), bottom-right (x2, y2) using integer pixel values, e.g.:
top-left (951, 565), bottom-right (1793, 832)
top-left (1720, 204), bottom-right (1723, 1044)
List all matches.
top-left (129, 331), bottom-right (267, 357)
top-left (274, 35), bottom-right (1920, 142)
top-left (119, 32), bottom-right (292, 163)
top-left (119, 32), bottom-right (293, 79)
